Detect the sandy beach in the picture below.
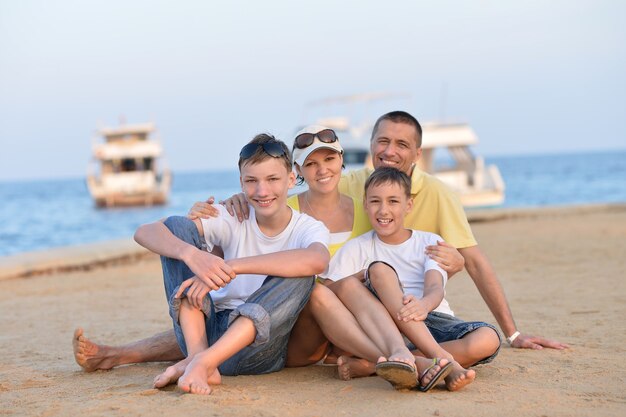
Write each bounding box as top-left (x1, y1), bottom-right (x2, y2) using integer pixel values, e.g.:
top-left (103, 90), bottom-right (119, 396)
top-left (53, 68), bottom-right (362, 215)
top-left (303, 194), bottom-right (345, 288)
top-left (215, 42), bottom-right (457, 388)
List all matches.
top-left (1, 205), bottom-right (625, 416)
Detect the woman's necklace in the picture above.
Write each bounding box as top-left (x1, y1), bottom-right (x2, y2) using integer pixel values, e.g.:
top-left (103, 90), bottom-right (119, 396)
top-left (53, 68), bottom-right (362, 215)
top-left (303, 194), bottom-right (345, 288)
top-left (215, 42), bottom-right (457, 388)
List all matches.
top-left (304, 191), bottom-right (321, 219)
top-left (305, 191), bottom-right (341, 220)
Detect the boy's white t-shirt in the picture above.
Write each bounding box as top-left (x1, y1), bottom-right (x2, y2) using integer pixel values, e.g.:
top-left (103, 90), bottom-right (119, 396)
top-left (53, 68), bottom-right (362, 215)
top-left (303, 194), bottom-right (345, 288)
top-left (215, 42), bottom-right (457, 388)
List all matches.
top-left (325, 230), bottom-right (454, 316)
top-left (200, 205), bottom-right (329, 311)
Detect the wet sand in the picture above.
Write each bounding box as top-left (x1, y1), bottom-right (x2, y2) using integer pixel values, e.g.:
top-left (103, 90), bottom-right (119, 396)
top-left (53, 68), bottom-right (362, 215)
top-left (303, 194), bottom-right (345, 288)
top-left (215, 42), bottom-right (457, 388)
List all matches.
top-left (1, 205), bottom-right (625, 416)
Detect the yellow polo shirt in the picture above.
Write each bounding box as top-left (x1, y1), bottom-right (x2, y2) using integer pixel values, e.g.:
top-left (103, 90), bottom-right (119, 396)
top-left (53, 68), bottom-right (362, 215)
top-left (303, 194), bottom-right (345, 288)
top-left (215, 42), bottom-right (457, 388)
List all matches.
top-left (338, 167), bottom-right (477, 249)
top-left (287, 194), bottom-right (372, 257)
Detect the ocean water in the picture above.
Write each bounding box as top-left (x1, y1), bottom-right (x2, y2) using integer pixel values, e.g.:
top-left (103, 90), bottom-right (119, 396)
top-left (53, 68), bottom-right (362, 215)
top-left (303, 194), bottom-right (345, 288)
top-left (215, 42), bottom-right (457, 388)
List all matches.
top-left (1, 150), bottom-right (624, 257)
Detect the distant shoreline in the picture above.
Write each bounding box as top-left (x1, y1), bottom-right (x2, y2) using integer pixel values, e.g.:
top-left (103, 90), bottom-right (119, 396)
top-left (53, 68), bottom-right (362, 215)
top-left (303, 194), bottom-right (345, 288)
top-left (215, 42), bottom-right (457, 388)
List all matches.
top-left (1, 202), bottom-right (624, 281)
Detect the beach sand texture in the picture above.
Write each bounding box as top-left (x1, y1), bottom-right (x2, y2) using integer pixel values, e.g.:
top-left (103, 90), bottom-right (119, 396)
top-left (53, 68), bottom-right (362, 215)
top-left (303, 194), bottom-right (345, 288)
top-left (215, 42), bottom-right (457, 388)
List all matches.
top-left (1, 206), bottom-right (625, 416)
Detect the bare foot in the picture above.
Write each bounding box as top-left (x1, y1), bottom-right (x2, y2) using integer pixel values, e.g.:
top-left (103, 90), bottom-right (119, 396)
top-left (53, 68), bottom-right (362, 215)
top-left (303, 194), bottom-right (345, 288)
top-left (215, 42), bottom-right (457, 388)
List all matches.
top-left (445, 361), bottom-right (476, 391)
top-left (73, 328), bottom-right (119, 372)
top-left (337, 356), bottom-right (375, 381)
top-left (154, 358), bottom-right (190, 388)
top-left (154, 356), bottom-right (222, 389)
top-left (177, 351), bottom-right (219, 395)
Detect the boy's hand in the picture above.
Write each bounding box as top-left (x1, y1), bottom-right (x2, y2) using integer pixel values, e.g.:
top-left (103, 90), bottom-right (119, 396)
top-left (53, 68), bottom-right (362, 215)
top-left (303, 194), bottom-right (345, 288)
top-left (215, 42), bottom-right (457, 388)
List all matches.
top-left (398, 294), bottom-right (429, 322)
top-left (187, 197), bottom-right (219, 220)
top-left (175, 277), bottom-right (211, 310)
top-left (426, 241), bottom-right (464, 276)
top-left (220, 193), bottom-right (249, 222)
top-left (180, 246), bottom-right (236, 290)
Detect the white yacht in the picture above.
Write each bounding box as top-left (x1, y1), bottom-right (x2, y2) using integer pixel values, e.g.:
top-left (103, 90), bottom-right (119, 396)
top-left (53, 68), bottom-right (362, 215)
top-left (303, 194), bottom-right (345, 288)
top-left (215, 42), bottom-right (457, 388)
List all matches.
top-left (86, 122), bottom-right (171, 207)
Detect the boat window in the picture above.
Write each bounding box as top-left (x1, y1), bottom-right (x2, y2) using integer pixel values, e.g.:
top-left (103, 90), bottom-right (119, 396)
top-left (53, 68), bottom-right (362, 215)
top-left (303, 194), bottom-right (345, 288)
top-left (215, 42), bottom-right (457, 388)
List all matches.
top-left (143, 157), bottom-right (153, 171)
top-left (121, 158), bottom-right (137, 172)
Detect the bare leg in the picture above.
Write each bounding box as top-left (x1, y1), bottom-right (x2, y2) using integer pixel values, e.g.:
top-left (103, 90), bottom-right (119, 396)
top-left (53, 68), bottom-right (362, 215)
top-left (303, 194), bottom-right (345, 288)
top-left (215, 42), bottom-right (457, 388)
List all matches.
top-left (367, 263), bottom-right (475, 391)
top-left (329, 278), bottom-right (414, 366)
top-left (179, 298), bottom-right (209, 356)
top-left (306, 284), bottom-right (389, 362)
top-left (73, 328), bottom-right (183, 372)
top-left (178, 316), bottom-right (256, 395)
top-left (288, 282), bottom-right (418, 384)
top-left (153, 298), bottom-right (217, 389)
top-left (286, 286), bottom-right (332, 367)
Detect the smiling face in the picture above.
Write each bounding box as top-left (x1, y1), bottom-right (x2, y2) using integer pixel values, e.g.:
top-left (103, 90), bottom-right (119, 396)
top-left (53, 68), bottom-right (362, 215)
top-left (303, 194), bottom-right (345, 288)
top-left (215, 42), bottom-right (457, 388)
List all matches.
top-left (364, 180), bottom-right (413, 244)
top-left (295, 148), bottom-right (343, 194)
top-left (240, 157), bottom-right (295, 220)
top-left (370, 120), bottom-right (422, 175)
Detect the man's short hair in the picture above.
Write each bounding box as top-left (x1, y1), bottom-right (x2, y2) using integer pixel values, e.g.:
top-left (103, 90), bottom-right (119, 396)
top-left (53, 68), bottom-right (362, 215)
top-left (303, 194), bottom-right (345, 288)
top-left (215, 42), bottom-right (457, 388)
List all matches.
top-left (371, 110), bottom-right (423, 148)
top-left (364, 167), bottom-right (411, 198)
top-left (238, 133), bottom-right (292, 173)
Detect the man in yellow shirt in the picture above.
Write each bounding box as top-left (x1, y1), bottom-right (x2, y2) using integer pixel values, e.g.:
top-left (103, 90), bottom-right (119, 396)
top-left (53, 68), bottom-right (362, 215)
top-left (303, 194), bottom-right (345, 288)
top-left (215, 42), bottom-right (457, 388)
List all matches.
top-left (339, 111), bottom-right (568, 350)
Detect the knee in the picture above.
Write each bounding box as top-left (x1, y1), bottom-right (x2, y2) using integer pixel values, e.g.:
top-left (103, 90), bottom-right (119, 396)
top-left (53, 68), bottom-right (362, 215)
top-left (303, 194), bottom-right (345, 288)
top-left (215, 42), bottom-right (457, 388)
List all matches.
top-left (470, 327), bottom-right (501, 357)
top-left (309, 283), bottom-right (337, 311)
top-left (367, 262), bottom-right (398, 286)
top-left (330, 275), bottom-right (363, 298)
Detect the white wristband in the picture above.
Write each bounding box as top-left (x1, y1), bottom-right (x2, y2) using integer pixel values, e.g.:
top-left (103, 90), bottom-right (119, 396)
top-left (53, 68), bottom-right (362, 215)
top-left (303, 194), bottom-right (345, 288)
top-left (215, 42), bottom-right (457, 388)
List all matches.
top-left (506, 331), bottom-right (521, 345)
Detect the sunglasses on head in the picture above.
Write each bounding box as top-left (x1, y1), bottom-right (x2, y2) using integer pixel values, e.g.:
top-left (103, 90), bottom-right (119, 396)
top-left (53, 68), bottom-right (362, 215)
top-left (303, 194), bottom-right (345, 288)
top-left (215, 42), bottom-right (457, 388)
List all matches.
top-left (239, 142), bottom-right (288, 159)
top-left (294, 129), bottom-right (338, 149)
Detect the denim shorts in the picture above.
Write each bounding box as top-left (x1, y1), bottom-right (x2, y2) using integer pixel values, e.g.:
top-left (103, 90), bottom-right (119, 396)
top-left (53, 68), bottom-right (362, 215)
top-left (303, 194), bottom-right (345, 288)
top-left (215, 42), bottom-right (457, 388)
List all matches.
top-left (417, 311), bottom-right (501, 365)
top-left (363, 261), bottom-right (501, 365)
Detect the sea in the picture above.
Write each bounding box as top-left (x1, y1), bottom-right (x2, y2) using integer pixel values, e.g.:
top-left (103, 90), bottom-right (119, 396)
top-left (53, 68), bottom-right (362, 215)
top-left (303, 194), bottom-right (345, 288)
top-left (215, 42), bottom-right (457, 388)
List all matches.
top-left (1, 149), bottom-right (625, 258)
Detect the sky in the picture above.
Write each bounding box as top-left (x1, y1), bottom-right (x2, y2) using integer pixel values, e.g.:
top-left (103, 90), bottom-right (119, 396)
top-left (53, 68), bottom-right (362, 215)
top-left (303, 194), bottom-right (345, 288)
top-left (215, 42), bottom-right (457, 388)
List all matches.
top-left (0, 0), bottom-right (624, 181)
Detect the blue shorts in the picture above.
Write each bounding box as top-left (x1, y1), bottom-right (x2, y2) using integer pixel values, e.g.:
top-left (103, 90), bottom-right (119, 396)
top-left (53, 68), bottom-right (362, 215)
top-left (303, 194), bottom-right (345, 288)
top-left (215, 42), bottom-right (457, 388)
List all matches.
top-left (364, 261), bottom-right (501, 365)
top-left (416, 311), bottom-right (500, 365)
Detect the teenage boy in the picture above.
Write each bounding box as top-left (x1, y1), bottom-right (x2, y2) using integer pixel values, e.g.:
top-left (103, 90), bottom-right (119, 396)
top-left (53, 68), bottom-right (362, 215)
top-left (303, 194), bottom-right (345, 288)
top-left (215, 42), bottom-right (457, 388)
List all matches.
top-left (326, 167), bottom-right (499, 391)
top-left (133, 134), bottom-right (330, 395)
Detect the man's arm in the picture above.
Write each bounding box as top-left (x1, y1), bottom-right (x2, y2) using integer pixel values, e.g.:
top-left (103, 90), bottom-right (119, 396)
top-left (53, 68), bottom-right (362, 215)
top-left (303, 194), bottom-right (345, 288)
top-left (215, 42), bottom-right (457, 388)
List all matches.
top-left (228, 243), bottom-right (330, 278)
top-left (460, 245), bottom-right (569, 350)
top-left (134, 218), bottom-right (235, 290)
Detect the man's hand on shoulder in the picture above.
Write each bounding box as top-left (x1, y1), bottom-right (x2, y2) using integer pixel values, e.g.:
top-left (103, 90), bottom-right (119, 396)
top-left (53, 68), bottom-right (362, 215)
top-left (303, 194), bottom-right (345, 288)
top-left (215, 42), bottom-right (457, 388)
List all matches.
top-left (180, 246), bottom-right (236, 290)
top-left (426, 241), bottom-right (464, 276)
top-left (510, 332), bottom-right (570, 350)
top-left (220, 193), bottom-right (249, 222)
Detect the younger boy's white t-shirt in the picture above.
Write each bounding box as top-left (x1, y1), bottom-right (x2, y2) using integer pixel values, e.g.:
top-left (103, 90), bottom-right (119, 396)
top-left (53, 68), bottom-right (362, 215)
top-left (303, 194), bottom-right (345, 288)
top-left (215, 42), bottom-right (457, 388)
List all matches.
top-left (200, 205), bottom-right (329, 311)
top-left (325, 230), bottom-right (453, 316)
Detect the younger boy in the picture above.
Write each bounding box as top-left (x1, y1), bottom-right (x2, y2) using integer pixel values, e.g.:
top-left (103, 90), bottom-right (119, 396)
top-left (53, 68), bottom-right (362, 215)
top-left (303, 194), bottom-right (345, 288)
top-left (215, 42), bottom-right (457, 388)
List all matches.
top-left (326, 167), bottom-right (499, 391)
top-left (134, 134), bottom-right (330, 395)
